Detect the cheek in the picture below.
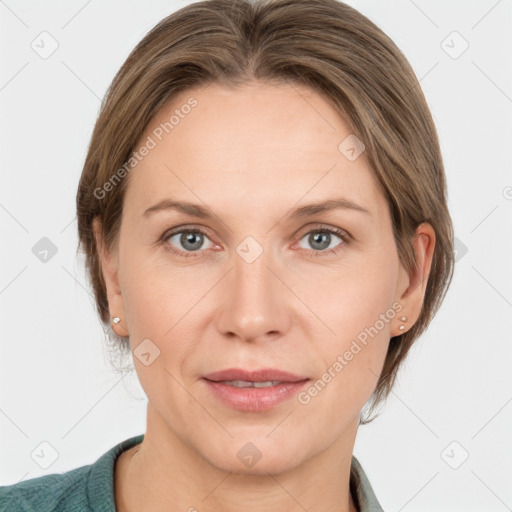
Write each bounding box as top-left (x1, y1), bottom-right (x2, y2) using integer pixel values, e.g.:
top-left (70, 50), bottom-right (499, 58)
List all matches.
top-left (295, 240), bottom-right (399, 342)
top-left (329, 267), bottom-right (397, 340)
top-left (118, 249), bottom-right (204, 388)
top-left (298, 246), bottom-right (399, 407)
top-left (119, 246), bottom-right (195, 336)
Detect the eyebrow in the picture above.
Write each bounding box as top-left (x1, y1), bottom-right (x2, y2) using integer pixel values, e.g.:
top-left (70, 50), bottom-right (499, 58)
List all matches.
top-left (143, 196), bottom-right (371, 220)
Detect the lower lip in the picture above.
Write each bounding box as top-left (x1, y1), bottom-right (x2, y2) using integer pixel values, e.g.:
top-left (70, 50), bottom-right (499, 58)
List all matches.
top-left (203, 379), bottom-right (309, 412)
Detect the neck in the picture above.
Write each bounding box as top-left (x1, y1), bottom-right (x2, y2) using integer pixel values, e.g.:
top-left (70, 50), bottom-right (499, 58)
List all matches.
top-left (115, 404), bottom-right (360, 512)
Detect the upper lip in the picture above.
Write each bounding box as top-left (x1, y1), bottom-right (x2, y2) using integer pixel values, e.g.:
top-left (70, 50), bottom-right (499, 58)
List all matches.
top-left (203, 368), bottom-right (309, 383)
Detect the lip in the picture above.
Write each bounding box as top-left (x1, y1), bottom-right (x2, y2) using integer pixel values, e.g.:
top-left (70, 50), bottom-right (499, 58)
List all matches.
top-left (203, 368), bottom-right (308, 383)
top-left (202, 368), bottom-right (310, 412)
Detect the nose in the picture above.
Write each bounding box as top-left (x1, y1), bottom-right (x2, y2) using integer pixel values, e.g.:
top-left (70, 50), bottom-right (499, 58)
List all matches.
top-left (216, 242), bottom-right (292, 343)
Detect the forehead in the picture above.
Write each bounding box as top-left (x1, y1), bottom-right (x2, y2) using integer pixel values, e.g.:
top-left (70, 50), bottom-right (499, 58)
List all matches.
top-left (144, 81), bottom-right (352, 158)
top-left (123, 81), bottom-right (382, 217)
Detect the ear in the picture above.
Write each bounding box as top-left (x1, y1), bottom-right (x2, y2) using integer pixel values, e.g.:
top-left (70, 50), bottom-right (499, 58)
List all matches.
top-left (92, 217), bottom-right (129, 337)
top-left (392, 222), bottom-right (436, 336)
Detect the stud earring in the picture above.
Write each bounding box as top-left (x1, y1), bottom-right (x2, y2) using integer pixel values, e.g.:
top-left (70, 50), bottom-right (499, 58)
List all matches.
top-left (399, 316), bottom-right (407, 331)
top-left (111, 317), bottom-right (121, 324)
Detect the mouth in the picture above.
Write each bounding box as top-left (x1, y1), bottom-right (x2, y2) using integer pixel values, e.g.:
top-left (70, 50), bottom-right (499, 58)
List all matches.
top-left (203, 368), bottom-right (309, 383)
top-left (202, 368), bottom-right (310, 412)
top-left (211, 379), bottom-right (285, 388)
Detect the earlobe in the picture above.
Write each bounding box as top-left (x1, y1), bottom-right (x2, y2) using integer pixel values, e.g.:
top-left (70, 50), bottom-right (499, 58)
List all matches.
top-left (110, 316), bottom-right (128, 337)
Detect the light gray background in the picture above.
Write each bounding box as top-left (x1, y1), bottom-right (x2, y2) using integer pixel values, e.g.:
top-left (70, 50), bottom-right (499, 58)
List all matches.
top-left (1, 1), bottom-right (511, 510)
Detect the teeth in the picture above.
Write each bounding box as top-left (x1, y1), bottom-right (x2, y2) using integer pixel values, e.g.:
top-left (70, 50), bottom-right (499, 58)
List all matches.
top-left (252, 380), bottom-right (281, 388)
top-left (220, 380), bottom-right (282, 388)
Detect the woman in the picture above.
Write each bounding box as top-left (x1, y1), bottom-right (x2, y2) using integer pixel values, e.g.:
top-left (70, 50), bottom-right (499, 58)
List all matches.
top-left (0, 0), bottom-right (454, 510)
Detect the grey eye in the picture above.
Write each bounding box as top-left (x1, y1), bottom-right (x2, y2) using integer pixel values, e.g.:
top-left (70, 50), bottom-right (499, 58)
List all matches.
top-left (167, 231), bottom-right (213, 252)
top-left (297, 230), bottom-right (343, 251)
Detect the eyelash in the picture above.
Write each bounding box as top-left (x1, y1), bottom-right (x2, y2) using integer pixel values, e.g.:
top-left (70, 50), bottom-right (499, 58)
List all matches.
top-left (159, 224), bottom-right (350, 259)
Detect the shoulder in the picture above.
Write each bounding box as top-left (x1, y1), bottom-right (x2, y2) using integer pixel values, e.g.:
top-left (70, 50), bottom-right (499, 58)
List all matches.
top-left (0, 465), bottom-right (91, 512)
top-left (0, 434), bottom-right (144, 512)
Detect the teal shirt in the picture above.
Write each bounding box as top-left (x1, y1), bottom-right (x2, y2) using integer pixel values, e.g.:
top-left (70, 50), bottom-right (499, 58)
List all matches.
top-left (0, 434), bottom-right (384, 511)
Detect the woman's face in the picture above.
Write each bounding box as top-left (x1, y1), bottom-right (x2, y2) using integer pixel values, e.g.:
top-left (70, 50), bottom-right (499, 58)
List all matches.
top-left (98, 81), bottom-right (428, 475)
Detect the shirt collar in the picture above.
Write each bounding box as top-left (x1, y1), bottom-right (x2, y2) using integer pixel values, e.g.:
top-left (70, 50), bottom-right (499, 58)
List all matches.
top-left (350, 455), bottom-right (384, 512)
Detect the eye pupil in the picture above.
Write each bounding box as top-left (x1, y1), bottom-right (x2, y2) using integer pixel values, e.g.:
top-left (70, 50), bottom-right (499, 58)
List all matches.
top-left (181, 231), bottom-right (203, 251)
top-left (309, 232), bottom-right (331, 250)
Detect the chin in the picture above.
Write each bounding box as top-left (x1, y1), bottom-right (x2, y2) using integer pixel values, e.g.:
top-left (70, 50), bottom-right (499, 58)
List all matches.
top-left (213, 452), bottom-right (301, 477)
top-left (197, 435), bottom-right (308, 477)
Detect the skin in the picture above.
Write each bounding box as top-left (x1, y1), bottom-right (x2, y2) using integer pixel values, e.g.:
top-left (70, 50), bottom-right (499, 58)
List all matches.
top-left (93, 81), bottom-right (435, 512)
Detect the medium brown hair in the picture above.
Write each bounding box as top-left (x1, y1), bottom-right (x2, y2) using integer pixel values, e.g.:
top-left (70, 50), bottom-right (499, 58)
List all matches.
top-left (76, 0), bottom-right (454, 423)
